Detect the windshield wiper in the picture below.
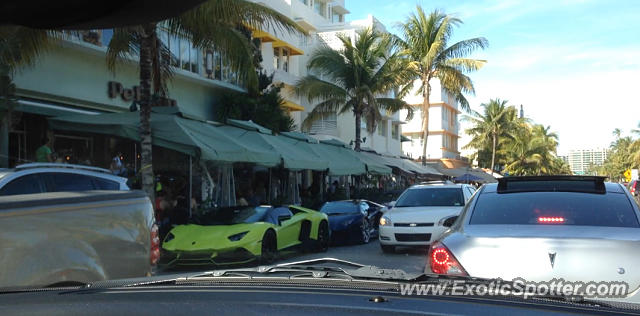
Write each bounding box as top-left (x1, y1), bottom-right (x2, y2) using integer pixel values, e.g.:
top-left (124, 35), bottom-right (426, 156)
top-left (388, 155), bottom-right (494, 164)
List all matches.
top-left (187, 257), bottom-right (417, 281)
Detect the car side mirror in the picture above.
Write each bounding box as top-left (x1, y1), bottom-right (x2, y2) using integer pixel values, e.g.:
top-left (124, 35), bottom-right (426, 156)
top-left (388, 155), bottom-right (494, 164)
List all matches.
top-left (387, 201), bottom-right (396, 208)
top-left (441, 216), bottom-right (458, 228)
top-left (277, 215), bottom-right (291, 225)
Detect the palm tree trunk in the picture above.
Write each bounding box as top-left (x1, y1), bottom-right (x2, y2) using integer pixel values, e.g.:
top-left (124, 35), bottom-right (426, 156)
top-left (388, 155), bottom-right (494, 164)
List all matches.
top-left (490, 131), bottom-right (496, 173)
top-left (139, 23), bottom-right (156, 201)
top-left (421, 82), bottom-right (430, 166)
top-left (354, 110), bottom-right (362, 151)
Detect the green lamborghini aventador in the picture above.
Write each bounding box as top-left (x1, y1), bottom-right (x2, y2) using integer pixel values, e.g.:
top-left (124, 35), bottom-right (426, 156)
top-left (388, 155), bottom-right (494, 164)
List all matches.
top-left (161, 205), bottom-right (329, 266)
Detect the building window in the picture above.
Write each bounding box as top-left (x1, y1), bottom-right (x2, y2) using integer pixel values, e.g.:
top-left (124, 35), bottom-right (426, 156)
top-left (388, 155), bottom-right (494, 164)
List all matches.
top-left (158, 27), bottom-right (199, 74)
top-left (273, 47), bottom-right (281, 70)
top-left (378, 121), bottom-right (387, 136)
top-left (314, 0), bottom-right (326, 17)
top-left (392, 124), bottom-right (399, 139)
top-left (298, 0), bottom-right (309, 5)
top-left (332, 12), bottom-right (343, 23)
top-left (282, 48), bottom-right (290, 72)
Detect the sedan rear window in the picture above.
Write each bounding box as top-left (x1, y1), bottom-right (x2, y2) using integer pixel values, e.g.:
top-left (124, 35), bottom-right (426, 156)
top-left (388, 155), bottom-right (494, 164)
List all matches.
top-left (470, 192), bottom-right (639, 227)
top-left (395, 188), bottom-right (464, 207)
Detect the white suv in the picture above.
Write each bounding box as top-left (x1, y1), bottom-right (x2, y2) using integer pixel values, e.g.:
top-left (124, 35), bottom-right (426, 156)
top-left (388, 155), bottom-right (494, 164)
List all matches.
top-left (0, 163), bottom-right (129, 196)
top-left (378, 182), bottom-right (476, 253)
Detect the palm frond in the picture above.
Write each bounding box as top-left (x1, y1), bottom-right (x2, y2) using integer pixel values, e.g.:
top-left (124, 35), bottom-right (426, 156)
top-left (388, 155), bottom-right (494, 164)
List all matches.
top-left (436, 37), bottom-right (488, 61)
top-left (443, 58), bottom-right (487, 73)
top-left (0, 26), bottom-right (56, 72)
top-left (376, 97), bottom-right (414, 121)
top-left (294, 75), bottom-right (348, 102)
top-left (106, 27), bottom-right (141, 73)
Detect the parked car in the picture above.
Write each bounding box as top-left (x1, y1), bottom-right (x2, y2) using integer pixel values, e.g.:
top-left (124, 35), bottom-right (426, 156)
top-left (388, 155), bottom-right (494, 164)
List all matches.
top-left (319, 200), bottom-right (384, 245)
top-left (0, 190), bottom-right (157, 288)
top-left (161, 205), bottom-right (329, 266)
top-left (378, 182), bottom-right (476, 253)
top-left (0, 163), bottom-right (129, 196)
top-left (427, 176), bottom-right (640, 303)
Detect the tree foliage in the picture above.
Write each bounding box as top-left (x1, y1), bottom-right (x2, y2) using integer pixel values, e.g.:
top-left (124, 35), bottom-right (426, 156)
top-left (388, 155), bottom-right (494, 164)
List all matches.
top-left (294, 27), bottom-right (413, 150)
top-left (216, 72), bottom-right (295, 133)
top-left (596, 125), bottom-right (640, 182)
top-left (395, 6), bottom-right (487, 163)
top-left (464, 99), bottom-right (569, 175)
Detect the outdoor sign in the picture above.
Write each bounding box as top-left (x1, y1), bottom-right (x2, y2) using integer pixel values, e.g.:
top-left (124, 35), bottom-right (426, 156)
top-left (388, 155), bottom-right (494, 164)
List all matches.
top-left (108, 81), bottom-right (178, 106)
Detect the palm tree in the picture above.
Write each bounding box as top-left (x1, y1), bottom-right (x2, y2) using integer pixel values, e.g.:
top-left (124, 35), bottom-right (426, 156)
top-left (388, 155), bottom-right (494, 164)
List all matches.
top-left (396, 6), bottom-right (488, 165)
top-left (503, 124), bottom-right (546, 175)
top-left (531, 124), bottom-right (559, 174)
top-left (463, 99), bottom-right (518, 173)
top-left (294, 27), bottom-right (413, 151)
top-left (106, 0), bottom-right (301, 198)
top-left (0, 26), bottom-right (60, 167)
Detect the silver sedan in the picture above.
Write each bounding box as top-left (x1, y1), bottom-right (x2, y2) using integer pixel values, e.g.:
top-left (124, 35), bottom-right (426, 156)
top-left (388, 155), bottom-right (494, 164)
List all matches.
top-left (427, 176), bottom-right (640, 303)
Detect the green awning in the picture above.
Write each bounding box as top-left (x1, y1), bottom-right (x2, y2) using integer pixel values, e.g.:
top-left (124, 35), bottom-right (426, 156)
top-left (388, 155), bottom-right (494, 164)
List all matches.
top-left (227, 119), bottom-right (272, 134)
top-left (359, 150), bottom-right (412, 174)
top-left (353, 151), bottom-right (392, 175)
top-left (317, 143), bottom-right (367, 175)
top-left (48, 109), bottom-right (282, 167)
top-left (218, 124), bottom-right (329, 171)
top-left (402, 158), bottom-right (442, 176)
top-left (400, 135), bottom-right (411, 142)
top-left (5, 99), bottom-right (103, 117)
top-left (278, 133), bottom-right (366, 175)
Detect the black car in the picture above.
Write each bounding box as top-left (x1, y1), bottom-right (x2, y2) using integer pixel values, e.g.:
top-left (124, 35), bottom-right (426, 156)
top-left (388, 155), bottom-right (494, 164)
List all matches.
top-left (319, 200), bottom-right (384, 245)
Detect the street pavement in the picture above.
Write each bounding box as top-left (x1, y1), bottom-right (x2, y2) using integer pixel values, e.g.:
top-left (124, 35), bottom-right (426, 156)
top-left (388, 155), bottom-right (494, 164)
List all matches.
top-left (160, 240), bottom-right (429, 275)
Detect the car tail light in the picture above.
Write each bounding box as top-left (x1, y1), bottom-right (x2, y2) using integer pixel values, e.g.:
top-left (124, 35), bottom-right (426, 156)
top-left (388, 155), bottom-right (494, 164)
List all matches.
top-left (150, 224), bottom-right (160, 266)
top-left (428, 241), bottom-right (467, 276)
top-left (537, 216), bottom-right (565, 223)
top-left (631, 185), bottom-right (636, 194)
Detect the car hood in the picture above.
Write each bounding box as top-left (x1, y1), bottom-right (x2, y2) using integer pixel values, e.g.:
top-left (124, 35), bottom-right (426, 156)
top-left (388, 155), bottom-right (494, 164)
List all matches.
top-left (163, 223), bottom-right (267, 251)
top-left (386, 206), bottom-right (462, 223)
top-left (326, 213), bottom-right (362, 231)
top-left (444, 225), bottom-right (640, 294)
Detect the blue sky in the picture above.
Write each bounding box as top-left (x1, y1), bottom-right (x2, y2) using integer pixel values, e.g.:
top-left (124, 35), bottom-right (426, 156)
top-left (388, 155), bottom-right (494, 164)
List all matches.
top-left (346, 0), bottom-right (640, 154)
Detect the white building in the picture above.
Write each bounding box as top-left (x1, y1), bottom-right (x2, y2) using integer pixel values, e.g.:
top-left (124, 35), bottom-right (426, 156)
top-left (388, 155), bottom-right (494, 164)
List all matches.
top-left (400, 80), bottom-right (466, 168)
top-left (567, 148), bottom-right (609, 175)
top-left (253, 1), bottom-right (403, 156)
top-left (251, 0), bottom-right (348, 129)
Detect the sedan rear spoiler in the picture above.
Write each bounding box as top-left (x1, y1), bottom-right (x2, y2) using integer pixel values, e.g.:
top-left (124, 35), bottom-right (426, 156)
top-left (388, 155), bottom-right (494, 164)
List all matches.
top-left (497, 176), bottom-right (606, 194)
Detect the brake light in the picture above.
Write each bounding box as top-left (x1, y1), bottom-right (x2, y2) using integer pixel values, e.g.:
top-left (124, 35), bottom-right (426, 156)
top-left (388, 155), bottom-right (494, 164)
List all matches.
top-left (428, 242), bottom-right (467, 276)
top-left (631, 186), bottom-right (636, 194)
top-left (537, 216), bottom-right (565, 223)
top-left (150, 224), bottom-right (160, 266)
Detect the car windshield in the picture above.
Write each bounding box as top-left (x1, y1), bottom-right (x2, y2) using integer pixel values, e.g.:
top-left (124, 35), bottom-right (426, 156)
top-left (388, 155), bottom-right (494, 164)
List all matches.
top-left (4, 0), bottom-right (640, 309)
top-left (192, 206), bottom-right (270, 225)
top-left (320, 201), bottom-right (360, 214)
top-left (395, 188), bottom-right (464, 207)
top-left (469, 192), bottom-right (640, 227)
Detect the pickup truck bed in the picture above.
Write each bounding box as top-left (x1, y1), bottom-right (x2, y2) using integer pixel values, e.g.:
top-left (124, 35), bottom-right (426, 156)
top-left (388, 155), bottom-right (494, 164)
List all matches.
top-left (0, 190), bottom-right (154, 288)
